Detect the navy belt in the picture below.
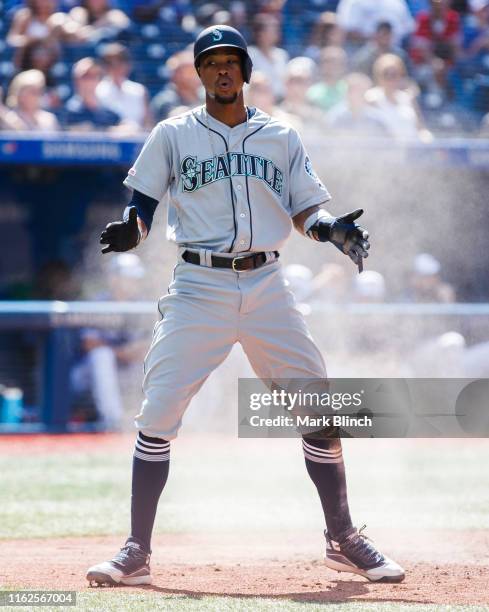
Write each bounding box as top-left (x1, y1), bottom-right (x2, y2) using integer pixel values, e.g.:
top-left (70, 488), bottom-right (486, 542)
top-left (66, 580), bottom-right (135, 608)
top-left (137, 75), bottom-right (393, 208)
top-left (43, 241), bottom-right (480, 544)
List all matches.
top-left (182, 250), bottom-right (279, 272)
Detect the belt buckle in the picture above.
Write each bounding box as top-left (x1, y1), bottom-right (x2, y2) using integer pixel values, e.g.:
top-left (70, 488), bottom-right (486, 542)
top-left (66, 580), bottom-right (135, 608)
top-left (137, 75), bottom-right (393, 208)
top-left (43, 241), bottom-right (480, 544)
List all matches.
top-left (232, 255), bottom-right (248, 271)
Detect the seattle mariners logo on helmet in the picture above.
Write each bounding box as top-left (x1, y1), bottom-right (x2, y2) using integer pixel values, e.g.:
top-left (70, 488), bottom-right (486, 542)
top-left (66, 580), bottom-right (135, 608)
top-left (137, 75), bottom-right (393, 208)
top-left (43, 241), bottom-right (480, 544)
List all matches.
top-left (193, 24), bottom-right (253, 83)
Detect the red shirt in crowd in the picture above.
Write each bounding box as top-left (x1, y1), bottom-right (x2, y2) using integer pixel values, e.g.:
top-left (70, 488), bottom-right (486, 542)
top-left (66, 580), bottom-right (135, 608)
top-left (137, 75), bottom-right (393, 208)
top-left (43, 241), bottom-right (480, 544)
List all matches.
top-left (410, 9), bottom-right (460, 64)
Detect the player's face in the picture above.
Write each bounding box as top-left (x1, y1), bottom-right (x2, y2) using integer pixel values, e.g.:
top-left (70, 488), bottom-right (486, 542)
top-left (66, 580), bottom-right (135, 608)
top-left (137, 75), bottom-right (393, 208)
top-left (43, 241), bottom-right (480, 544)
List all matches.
top-left (198, 49), bottom-right (244, 104)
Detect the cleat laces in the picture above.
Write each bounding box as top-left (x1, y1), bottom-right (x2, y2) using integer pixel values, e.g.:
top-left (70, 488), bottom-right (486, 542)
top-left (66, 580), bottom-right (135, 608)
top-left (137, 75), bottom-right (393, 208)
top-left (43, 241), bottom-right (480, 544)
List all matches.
top-left (112, 542), bottom-right (148, 570)
top-left (340, 525), bottom-right (385, 569)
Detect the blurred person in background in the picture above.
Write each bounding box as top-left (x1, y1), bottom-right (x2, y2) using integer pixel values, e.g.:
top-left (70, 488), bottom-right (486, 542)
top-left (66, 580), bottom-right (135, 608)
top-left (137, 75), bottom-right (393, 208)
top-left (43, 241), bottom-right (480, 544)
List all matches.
top-left (0, 87), bottom-right (20, 130)
top-left (280, 56), bottom-right (327, 132)
top-left (462, 338), bottom-right (489, 376)
top-left (248, 13), bottom-right (289, 100)
top-left (129, 0), bottom-right (188, 24)
top-left (409, 0), bottom-right (461, 100)
top-left (62, 57), bottom-right (122, 131)
top-left (15, 38), bottom-right (62, 109)
top-left (351, 270), bottom-right (387, 302)
top-left (210, 9), bottom-right (234, 28)
top-left (366, 53), bottom-right (431, 140)
top-left (405, 330), bottom-right (466, 376)
top-left (69, 0), bottom-right (130, 43)
top-left (33, 260), bottom-right (81, 300)
top-left (283, 263), bottom-right (314, 315)
top-left (310, 262), bottom-right (353, 304)
top-left (244, 71), bottom-right (276, 112)
top-left (194, 3), bottom-right (226, 28)
top-left (336, 0), bottom-right (415, 48)
top-left (478, 108), bottom-right (489, 131)
top-left (70, 253), bottom-right (149, 430)
top-left (1, 69), bottom-right (59, 131)
top-left (349, 270), bottom-right (389, 352)
top-left (460, 0), bottom-right (489, 63)
top-left (228, 1), bottom-right (251, 40)
top-left (327, 72), bottom-right (389, 136)
top-left (151, 50), bottom-right (203, 122)
top-left (16, 38), bottom-right (60, 86)
top-left (352, 21), bottom-right (410, 77)
top-left (304, 11), bottom-right (345, 63)
top-left (405, 252), bottom-right (456, 302)
top-left (96, 43), bottom-right (153, 131)
top-left (452, 0), bottom-right (489, 109)
top-left (307, 46), bottom-right (348, 112)
top-left (6, 0), bottom-right (75, 47)
top-left (245, 71), bottom-right (300, 128)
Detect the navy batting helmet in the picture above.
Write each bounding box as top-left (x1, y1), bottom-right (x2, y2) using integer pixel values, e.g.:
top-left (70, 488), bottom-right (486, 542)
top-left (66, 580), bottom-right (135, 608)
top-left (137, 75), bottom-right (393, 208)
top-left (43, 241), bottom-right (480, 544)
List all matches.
top-left (193, 25), bottom-right (253, 83)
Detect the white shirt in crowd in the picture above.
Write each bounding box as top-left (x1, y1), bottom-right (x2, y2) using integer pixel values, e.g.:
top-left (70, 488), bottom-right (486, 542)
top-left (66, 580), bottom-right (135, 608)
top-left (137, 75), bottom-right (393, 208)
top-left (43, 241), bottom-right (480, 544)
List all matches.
top-left (96, 77), bottom-right (146, 127)
top-left (247, 45), bottom-right (289, 99)
top-left (336, 0), bottom-right (415, 45)
top-left (365, 87), bottom-right (419, 140)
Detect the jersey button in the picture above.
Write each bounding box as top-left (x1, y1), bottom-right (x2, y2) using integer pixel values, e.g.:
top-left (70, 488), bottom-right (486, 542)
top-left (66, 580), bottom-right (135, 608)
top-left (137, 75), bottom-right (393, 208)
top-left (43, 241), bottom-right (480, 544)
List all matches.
top-left (240, 213), bottom-right (246, 218)
top-left (239, 240), bottom-right (245, 245)
top-left (236, 185), bottom-right (242, 191)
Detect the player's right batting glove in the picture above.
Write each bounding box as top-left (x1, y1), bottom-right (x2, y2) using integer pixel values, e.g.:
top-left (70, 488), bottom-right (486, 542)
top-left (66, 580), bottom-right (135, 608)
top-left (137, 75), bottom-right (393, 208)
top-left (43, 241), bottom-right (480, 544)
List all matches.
top-left (100, 206), bottom-right (140, 254)
top-left (307, 208), bottom-right (370, 272)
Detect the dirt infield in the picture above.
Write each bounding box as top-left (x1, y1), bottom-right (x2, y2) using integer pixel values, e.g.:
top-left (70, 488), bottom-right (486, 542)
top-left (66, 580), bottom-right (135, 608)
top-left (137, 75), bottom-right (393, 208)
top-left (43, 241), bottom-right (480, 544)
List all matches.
top-left (1, 531), bottom-right (488, 605)
top-left (1, 434), bottom-right (488, 605)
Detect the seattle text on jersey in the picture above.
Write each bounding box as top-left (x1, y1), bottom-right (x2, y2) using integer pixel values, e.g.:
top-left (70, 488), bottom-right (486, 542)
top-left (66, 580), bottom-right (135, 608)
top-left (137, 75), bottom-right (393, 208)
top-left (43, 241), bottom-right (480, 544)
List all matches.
top-left (180, 152), bottom-right (284, 195)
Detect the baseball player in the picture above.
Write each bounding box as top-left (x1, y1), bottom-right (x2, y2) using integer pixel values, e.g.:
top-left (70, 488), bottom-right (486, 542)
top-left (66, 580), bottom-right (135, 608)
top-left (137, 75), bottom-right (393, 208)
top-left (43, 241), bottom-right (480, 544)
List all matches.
top-left (87, 25), bottom-right (404, 586)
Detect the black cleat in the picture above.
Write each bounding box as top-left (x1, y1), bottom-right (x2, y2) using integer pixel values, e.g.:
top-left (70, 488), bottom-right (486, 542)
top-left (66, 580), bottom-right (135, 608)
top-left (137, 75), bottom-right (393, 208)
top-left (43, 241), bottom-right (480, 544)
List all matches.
top-left (324, 525), bottom-right (405, 583)
top-left (86, 538), bottom-right (152, 587)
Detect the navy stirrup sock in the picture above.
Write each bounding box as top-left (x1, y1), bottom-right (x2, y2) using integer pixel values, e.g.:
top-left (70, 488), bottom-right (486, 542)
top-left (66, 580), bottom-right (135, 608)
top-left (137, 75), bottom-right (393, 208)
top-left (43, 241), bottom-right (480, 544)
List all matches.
top-left (302, 436), bottom-right (354, 542)
top-left (130, 432), bottom-right (170, 552)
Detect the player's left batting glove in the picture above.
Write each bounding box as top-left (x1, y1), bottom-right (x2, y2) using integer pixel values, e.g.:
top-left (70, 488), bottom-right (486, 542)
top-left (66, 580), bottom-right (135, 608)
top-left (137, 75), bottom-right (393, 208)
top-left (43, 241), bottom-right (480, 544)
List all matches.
top-left (100, 206), bottom-right (140, 254)
top-left (307, 208), bottom-right (370, 272)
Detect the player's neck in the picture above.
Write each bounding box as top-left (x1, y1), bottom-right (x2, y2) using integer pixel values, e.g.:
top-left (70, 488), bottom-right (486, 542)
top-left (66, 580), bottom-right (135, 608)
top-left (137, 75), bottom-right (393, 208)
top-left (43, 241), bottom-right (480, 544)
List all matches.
top-left (205, 93), bottom-right (247, 128)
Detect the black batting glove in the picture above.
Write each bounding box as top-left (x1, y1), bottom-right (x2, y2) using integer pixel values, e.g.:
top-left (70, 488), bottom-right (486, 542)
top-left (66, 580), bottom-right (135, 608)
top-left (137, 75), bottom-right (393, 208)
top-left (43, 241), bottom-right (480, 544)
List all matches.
top-left (328, 209), bottom-right (370, 270)
top-left (307, 208), bottom-right (370, 273)
top-left (100, 206), bottom-right (140, 254)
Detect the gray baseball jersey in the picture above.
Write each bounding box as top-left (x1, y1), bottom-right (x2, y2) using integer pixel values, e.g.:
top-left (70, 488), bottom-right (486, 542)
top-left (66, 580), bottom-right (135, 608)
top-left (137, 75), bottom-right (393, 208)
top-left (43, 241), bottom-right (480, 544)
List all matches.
top-left (123, 105), bottom-right (331, 252)
top-left (124, 105), bottom-right (331, 440)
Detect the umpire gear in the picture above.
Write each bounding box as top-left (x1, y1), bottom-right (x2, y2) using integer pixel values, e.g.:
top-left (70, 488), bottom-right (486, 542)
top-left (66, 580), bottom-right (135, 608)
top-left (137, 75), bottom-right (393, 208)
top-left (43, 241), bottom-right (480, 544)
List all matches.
top-left (193, 25), bottom-right (253, 83)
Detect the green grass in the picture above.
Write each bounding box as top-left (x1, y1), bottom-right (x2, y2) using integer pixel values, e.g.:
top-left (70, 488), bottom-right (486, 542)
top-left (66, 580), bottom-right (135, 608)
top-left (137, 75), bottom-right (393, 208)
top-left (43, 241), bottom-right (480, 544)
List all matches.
top-left (0, 438), bottom-right (488, 539)
top-left (1, 588), bottom-right (489, 612)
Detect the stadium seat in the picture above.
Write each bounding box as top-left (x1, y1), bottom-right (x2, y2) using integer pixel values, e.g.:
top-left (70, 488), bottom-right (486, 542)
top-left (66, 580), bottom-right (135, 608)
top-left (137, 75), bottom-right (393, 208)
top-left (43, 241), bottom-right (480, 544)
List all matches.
top-left (0, 60), bottom-right (15, 78)
top-left (146, 44), bottom-right (166, 60)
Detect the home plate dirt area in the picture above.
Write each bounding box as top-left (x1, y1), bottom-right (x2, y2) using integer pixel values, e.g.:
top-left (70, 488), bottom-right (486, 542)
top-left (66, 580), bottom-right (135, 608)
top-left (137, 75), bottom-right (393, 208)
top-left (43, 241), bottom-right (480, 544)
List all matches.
top-left (1, 531), bottom-right (488, 605)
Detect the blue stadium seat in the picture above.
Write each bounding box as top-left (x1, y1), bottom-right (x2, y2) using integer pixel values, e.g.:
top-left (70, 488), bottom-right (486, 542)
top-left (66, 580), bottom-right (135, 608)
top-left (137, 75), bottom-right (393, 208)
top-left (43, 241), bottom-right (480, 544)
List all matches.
top-left (140, 23), bottom-right (161, 40)
top-left (146, 43), bottom-right (167, 60)
top-left (55, 83), bottom-right (72, 101)
top-left (0, 60), bottom-right (15, 78)
top-left (62, 43), bottom-right (98, 64)
top-left (0, 44), bottom-right (15, 62)
top-left (50, 62), bottom-right (70, 79)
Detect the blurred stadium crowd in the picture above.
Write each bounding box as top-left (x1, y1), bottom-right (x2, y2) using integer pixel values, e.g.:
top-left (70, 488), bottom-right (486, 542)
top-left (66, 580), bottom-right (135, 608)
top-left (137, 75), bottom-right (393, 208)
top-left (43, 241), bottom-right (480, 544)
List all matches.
top-left (2, 0), bottom-right (489, 136)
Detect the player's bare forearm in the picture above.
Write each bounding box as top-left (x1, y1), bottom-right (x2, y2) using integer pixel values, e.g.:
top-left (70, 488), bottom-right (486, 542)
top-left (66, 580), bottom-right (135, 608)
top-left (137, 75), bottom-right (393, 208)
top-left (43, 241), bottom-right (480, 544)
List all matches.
top-left (115, 339), bottom-right (148, 363)
top-left (293, 204), bottom-right (330, 235)
top-left (137, 217), bottom-right (148, 242)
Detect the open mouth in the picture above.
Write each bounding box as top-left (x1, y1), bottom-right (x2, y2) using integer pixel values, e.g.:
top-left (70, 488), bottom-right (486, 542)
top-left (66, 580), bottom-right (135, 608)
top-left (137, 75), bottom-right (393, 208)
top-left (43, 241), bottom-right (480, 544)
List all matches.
top-left (216, 79), bottom-right (232, 91)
